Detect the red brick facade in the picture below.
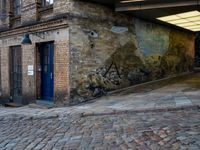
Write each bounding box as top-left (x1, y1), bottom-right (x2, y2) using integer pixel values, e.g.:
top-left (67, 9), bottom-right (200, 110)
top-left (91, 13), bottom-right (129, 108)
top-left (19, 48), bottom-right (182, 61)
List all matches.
top-left (0, 0), bottom-right (70, 104)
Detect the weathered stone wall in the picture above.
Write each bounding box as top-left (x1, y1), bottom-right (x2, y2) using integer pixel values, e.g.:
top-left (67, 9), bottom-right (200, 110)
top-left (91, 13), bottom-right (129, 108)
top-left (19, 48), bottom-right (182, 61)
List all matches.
top-left (68, 1), bottom-right (195, 104)
top-left (134, 19), bottom-right (194, 79)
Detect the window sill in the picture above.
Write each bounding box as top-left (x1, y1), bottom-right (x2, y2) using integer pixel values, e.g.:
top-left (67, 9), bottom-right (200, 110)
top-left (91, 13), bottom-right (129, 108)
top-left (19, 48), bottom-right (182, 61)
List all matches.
top-left (10, 16), bottom-right (21, 21)
top-left (39, 5), bottom-right (53, 14)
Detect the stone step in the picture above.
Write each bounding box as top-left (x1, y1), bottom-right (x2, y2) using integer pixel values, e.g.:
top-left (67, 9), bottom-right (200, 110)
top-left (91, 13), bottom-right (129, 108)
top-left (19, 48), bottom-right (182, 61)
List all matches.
top-left (4, 103), bottom-right (23, 107)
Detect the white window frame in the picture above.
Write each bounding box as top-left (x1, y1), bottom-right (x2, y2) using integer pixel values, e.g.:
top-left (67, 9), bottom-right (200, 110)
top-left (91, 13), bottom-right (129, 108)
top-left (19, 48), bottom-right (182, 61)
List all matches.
top-left (41, 0), bottom-right (54, 7)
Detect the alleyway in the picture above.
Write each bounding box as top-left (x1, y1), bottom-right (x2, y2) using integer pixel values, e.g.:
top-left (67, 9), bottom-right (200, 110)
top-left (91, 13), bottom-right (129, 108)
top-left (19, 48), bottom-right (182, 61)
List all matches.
top-left (0, 73), bottom-right (200, 150)
top-left (1, 0), bottom-right (200, 149)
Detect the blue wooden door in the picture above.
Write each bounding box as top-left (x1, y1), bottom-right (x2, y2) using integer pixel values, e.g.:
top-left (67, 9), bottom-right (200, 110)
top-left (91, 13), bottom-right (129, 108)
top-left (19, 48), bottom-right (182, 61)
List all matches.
top-left (41, 43), bottom-right (54, 101)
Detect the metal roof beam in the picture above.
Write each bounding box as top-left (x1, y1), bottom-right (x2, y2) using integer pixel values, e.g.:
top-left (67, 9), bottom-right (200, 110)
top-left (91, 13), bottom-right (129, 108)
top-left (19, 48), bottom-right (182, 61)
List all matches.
top-left (116, 1), bottom-right (200, 11)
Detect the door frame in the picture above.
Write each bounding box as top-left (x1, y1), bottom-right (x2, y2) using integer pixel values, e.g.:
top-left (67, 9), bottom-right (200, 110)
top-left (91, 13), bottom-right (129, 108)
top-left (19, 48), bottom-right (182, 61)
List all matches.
top-left (9, 45), bottom-right (22, 103)
top-left (36, 41), bottom-right (55, 102)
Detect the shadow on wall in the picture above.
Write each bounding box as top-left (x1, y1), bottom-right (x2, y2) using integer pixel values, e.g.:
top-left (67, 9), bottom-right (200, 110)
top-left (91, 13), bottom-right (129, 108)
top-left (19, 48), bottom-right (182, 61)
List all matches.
top-left (70, 30), bottom-right (194, 105)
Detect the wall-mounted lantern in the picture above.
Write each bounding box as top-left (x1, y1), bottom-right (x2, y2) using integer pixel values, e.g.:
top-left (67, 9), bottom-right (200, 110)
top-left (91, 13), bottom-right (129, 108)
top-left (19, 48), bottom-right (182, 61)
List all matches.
top-left (21, 33), bottom-right (32, 45)
top-left (21, 32), bottom-right (46, 45)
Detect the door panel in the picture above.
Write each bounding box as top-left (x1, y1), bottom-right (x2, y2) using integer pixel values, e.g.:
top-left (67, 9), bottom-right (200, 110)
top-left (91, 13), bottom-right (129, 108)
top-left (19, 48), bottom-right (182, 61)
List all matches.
top-left (10, 46), bottom-right (22, 103)
top-left (40, 43), bottom-right (54, 101)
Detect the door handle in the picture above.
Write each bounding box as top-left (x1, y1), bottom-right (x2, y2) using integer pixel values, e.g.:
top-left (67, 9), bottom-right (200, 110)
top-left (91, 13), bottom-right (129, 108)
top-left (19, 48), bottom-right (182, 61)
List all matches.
top-left (51, 73), bottom-right (53, 79)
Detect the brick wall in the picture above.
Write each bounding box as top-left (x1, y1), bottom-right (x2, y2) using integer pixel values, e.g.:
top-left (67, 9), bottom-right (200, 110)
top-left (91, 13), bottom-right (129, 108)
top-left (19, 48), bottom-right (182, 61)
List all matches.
top-left (0, 46), bottom-right (10, 103)
top-left (0, 22), bottom-right (69, 104)
top-left (21, 45), bottom-right (36, 104)
top-left (0, 0), bottom-right (10, 30)
top-left (21, 0), bottom-right (38, 25)
top-left (54, 0), bottom-right (72, 15)
top-left (54, 39), bottom-right (70, 103)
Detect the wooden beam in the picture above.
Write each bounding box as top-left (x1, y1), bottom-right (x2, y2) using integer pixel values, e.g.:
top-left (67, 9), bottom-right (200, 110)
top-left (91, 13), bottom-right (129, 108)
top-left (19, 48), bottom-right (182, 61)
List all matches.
top-left (116, 1), bottom-right (200, 11)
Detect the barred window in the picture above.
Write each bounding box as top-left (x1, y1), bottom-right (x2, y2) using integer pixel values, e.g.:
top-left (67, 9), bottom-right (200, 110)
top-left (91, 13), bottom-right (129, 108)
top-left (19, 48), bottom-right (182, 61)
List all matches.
top-left (13, 0), bottom-right (21, 16)
top-left (41, 0), bottom-right (54, 7)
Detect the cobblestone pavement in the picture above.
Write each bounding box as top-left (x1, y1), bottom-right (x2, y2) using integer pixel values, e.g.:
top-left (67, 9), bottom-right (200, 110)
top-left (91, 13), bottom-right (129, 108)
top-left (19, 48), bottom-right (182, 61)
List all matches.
top-left (1, 74), bottom-right (200, 150)
top-left (0, 109), bottom-right (199, 150)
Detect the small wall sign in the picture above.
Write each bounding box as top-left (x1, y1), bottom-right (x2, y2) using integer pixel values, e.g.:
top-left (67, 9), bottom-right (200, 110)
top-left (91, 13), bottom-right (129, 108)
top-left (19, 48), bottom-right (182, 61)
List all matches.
top-left (28, 65), bottom-right (34, 76)
top-left (111, 26), bottom-right (128, 34)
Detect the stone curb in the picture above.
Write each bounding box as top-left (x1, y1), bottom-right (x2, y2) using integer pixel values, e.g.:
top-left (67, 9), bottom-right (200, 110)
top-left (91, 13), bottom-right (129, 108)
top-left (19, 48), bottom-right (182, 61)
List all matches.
top-left (0, 112), bottom-right (81, 121)
top-left (81, 105), bottom-right (200, 117)
top-left (0, 105), bottom-right (199, 120)
top-left (107, 72), bottom-right (194, 95)
top-left (0, 114), bottom-right (60, 121)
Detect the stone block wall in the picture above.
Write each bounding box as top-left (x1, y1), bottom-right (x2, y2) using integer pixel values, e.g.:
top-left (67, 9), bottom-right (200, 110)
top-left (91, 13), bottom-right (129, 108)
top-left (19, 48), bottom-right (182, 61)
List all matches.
top-left (68, 1), bottom-right (195, 104)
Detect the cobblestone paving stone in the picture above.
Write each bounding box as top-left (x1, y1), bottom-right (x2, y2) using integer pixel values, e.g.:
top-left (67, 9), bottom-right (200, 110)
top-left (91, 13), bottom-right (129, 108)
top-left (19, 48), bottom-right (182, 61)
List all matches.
top-left (0, 109), bottom-right (199, 150)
